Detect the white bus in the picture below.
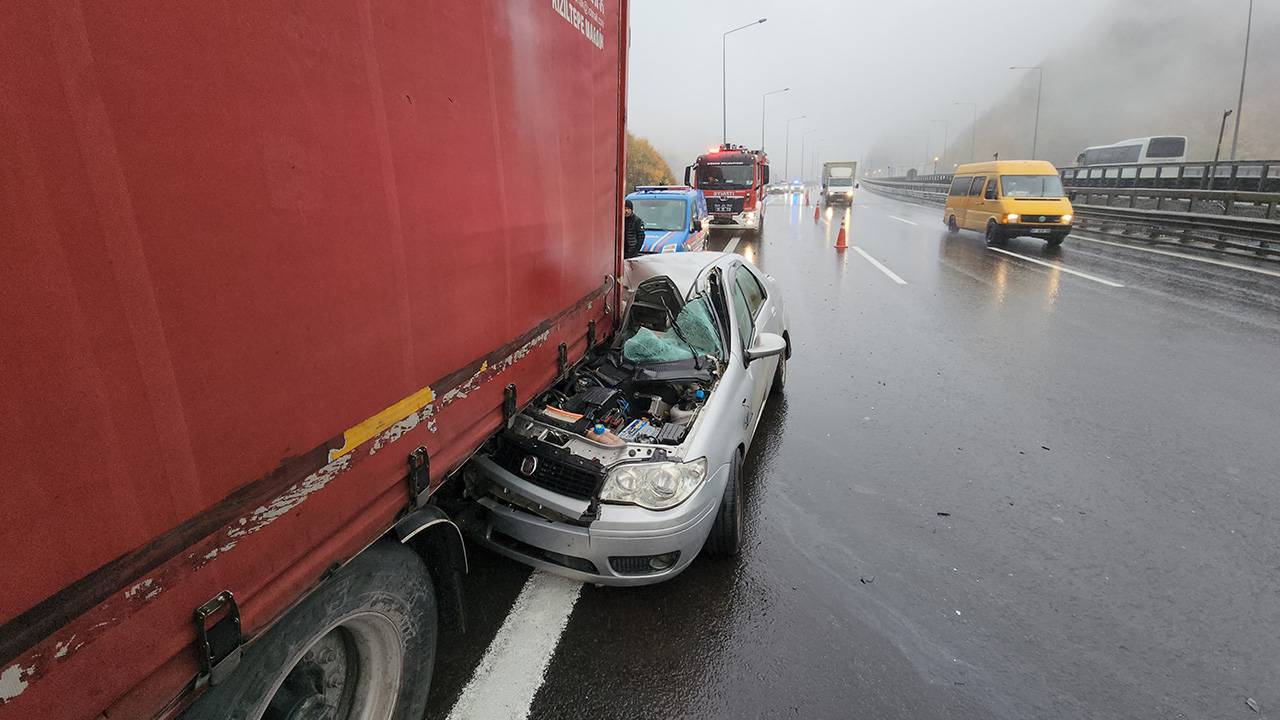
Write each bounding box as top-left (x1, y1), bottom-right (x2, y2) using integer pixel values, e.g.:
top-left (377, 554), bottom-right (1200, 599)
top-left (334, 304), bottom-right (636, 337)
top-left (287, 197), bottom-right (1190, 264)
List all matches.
top-left (1075, 136), bottom-right (1187, 166)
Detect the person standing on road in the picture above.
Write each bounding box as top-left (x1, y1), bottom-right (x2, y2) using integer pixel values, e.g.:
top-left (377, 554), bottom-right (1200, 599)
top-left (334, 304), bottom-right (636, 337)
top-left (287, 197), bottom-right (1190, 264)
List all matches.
top-left (623, 199), bottom-right (646, 259)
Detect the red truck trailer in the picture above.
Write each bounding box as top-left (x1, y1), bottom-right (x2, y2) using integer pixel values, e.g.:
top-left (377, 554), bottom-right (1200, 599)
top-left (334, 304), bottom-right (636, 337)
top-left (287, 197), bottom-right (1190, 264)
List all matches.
top-left (684, 144), bottom-right (770, 234)
top-left (0, 2), bottom-right (627, 717)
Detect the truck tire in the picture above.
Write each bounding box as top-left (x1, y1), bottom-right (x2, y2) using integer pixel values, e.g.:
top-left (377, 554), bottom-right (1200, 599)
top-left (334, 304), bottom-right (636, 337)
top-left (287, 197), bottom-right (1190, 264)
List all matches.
top-left (183, 541), bottom-right (436, 720)
top-left (704, 450), bottom-right (744, 558)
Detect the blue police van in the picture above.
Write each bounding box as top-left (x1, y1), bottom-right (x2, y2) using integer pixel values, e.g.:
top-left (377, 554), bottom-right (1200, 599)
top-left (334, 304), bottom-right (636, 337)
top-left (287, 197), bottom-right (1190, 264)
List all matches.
top-left (625, 186), bottom-right (710, 254)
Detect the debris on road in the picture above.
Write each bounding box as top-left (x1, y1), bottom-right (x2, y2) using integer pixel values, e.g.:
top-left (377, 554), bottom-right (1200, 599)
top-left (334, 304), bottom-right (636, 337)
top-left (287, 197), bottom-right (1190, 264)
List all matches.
top-left (937, 512), bottom-right (951, 517)
top-left (860, 575), bottom-right (875, 584)
top-left (1247, 697), bottom-right (1259, 713)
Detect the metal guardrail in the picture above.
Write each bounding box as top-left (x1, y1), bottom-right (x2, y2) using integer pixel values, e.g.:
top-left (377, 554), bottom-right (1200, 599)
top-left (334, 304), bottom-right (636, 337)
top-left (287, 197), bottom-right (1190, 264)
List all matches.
top-left (860, 177), bottom-right (1280, 261)
top-left (867, 159), bottom-right (1280, 193)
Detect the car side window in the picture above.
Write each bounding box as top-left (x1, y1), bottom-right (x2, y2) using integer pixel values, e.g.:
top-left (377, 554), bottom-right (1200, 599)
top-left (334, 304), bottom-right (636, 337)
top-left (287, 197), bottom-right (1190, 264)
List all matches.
top-left (734, 265), bottom-right (767, 319)
top-left (984, 177), bottom-right (998, 200)
top-left (967, 176), bottom-right (986, 196)
top-left (730, 276), bottom-right (753, 350)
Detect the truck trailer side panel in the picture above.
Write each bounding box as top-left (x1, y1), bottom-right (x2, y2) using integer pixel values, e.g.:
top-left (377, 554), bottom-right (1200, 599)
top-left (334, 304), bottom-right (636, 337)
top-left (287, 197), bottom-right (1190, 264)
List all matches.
top-left (0, 1), bottom-right (626, 717)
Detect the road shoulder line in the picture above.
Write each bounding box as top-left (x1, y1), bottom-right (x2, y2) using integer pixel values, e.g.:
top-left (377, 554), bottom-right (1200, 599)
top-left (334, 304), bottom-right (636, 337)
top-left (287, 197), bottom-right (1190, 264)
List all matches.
top-left (1071, 235), bottom-right (1280, 278)
top-left (987, 246), bottom-right (1125, 288)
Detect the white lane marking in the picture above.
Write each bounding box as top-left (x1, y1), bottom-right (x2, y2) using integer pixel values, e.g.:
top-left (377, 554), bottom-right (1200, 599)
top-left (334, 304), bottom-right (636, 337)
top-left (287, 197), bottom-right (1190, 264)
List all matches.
top-left (987, 247), bottom-right (1125, 288)
top-left (723, 237), bottom-right (741, 255)
top-left (1072, 235), bottom-right (1280, 279)
top-left (446, 571), bottom-right (582, 720)
top-left (852, 246), bottom-right (908, 285)
top-left (887, 214), bottom-right (918, 226)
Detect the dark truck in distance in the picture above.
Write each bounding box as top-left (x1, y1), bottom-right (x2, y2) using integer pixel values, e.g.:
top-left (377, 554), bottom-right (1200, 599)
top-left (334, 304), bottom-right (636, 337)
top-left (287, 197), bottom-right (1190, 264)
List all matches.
top-left (0, 2), bottom-right (627, 718)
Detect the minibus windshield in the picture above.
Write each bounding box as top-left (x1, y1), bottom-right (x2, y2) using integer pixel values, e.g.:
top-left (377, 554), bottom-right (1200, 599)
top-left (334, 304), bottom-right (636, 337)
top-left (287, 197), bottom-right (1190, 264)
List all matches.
top-left (1000, 175), bottom-right (1065, 198)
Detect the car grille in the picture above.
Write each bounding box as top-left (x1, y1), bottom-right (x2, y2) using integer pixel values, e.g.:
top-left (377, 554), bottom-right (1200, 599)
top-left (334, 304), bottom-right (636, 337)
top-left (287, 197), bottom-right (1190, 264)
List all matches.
top-left (494, 437), bottom-right (603, 500)
top-left (707, 196), bottom-right (745, 214)
top-left (1021, 214), bottom-right (1061, 223)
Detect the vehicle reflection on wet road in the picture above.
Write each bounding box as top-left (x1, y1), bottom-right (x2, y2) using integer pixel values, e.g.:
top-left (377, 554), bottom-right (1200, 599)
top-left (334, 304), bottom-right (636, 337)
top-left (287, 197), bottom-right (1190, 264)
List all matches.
top-left (430, 190), bottom-right (1280, 720)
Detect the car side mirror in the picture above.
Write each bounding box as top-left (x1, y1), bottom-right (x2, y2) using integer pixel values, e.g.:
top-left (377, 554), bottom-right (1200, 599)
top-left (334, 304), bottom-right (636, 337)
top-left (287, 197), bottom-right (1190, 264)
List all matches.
top-left (684, 166), bottom-right (692, 185)
top-left (745, 332), bottom-right (786, 363)
top-left (692, 219), bottom-right (702, 232)
top-left (762, 166), bottom-right (770, 184)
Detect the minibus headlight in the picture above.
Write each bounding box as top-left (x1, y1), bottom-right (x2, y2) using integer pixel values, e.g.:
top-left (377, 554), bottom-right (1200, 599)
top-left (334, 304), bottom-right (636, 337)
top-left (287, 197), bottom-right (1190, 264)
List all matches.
top-left (1060, 213), bottom-right (1073, 223)
top-left (1003, 213), bottom-right (1020, 223)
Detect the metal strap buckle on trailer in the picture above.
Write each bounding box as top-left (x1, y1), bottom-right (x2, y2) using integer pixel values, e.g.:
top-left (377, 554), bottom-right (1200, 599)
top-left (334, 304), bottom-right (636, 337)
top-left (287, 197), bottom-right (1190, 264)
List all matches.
top-left (408, 446), bottom-right (430, 506)
top-left (503, 384), bottom-right (518, 427)
top-left (193, 591), bottom-right (242, 686)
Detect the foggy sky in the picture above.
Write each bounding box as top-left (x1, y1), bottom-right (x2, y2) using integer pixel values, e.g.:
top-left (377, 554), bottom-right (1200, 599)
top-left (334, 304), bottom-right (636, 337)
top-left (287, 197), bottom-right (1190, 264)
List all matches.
top-left (627, 0), bottom-right (1273, 177)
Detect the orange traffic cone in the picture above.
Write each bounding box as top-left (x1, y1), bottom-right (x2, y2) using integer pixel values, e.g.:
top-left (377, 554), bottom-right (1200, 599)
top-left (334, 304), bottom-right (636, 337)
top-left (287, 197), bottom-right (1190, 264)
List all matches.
top-left (813, 203), bottom-right (820, 222)
top-left (834, 217), bottom-right (848, 250)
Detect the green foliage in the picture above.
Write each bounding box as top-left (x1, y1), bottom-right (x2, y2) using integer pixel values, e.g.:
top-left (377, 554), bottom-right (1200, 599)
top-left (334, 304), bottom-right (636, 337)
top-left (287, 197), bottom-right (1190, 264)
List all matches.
top-left (626, 134), bottom-right (675, 193)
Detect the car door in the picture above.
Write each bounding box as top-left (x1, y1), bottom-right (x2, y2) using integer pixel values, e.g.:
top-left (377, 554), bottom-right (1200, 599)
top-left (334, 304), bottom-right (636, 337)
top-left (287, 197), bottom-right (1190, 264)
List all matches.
top-left (730, 263), bottom-right (774, 445)
top-left (973, 175), bottom-right (1000, 229)
top-left (962, 176), bottom-right (986, 229)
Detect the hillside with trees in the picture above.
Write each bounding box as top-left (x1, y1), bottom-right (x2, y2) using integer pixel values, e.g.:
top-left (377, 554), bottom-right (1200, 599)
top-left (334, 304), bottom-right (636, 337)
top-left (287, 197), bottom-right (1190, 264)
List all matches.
top-left (867, 0), bottom-right (1277, 171)
top-left (626, 133), bottom-right (676, 193)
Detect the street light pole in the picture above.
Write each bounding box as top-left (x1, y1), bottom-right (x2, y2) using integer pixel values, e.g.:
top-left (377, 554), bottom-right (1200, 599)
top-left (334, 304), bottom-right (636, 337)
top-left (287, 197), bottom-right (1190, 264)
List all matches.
top-left (1229, 0), bottom-right (1253, 161)
top-left (1010, 66), bottom-right (1043, 159)
top-left (784, 115), bottom-right (806, 179)
top-left (1213, 109), bottom-right (1234, 190)
top-left (930, 119), bottom-right (948, 171)
top-left (955, 102), bottom-right (977, 163)
top-left (800, 129), bottom-right (818, 183)
top-left (722, 18), bottom-right (767, 144)
top-left (760, 87), bottom-right (788, 151)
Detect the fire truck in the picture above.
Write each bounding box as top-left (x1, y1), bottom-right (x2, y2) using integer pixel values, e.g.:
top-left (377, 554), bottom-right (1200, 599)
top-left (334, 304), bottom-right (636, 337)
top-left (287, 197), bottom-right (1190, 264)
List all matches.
top-left (684, 144), bottom-right (770, 234)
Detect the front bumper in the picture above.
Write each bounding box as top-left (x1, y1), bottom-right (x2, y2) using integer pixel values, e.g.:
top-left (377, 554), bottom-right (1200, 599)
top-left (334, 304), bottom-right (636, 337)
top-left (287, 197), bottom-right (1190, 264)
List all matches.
top-left (707, 212), bottom-right (760, 230)
top-left (467, 455), bottom-right (727, 586)
top-left (1002, 222), bottom-right (1071, 236)
top-left (824, 192), bottom-right (854, 203)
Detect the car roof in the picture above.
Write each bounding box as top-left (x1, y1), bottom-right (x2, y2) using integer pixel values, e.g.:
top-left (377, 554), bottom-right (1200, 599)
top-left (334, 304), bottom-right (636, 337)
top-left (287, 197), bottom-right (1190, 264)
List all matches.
top-left (625, 251), bottom-right (738, 297)
top-left (626, 186), bottom-right (699, 200)
top-left (954, 160), bottom-right (1060, 175)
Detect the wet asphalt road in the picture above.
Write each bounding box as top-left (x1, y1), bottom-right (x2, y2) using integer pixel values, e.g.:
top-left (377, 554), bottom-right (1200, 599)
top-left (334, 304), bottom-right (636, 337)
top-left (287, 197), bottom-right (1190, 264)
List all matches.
top-left (428, 191), bottom-right (1280, 720)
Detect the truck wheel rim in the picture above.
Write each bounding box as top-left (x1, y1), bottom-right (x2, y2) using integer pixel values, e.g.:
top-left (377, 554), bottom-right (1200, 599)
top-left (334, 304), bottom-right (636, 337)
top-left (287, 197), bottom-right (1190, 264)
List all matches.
top-left (262, 612), bottom-right (403, 720)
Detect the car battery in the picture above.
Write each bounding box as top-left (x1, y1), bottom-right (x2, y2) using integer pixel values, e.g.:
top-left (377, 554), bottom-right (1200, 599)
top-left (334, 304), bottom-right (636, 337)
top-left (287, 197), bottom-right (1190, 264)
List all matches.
top-left (617, 419), bottom-right (659, 443)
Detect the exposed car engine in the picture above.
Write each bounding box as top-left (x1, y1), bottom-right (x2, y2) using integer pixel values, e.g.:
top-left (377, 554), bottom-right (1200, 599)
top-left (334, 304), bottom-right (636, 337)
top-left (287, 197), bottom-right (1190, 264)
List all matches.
top-left (529, 351), bottom-right (716, 449)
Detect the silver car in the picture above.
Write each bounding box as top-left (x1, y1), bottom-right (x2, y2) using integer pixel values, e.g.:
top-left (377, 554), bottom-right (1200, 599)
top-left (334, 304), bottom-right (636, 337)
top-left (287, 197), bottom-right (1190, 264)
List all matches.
top-left (463, 252), bottom-right (790, 585)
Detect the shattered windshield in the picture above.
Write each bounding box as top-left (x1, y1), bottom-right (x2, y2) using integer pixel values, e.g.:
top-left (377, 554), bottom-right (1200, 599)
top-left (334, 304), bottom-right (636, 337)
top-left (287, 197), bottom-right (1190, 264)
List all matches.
top-left (622, 294), bottom-right (724, 364)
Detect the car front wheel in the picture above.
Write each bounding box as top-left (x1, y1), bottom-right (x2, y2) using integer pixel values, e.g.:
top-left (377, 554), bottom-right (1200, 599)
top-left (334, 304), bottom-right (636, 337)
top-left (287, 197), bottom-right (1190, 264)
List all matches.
top-left (771, 347), bottom-right (787, 394)
top-left (985, 221), bottom-right (1003, 246)
top-left (704, 450), bottom-right (744, 558)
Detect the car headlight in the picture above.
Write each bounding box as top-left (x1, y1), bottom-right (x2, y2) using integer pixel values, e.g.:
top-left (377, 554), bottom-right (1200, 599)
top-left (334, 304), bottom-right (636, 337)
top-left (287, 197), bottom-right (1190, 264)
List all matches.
top-left (1003, 213), bottom-right (1020, 223)
top-left (600, 458), bottom-right (707, 510)
top-left (1060, 213), bottom-right (1073, 223)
